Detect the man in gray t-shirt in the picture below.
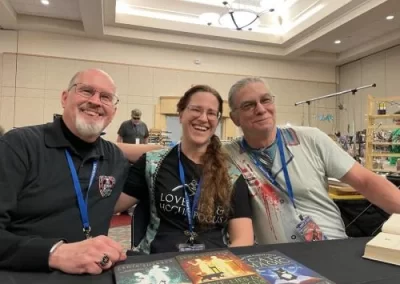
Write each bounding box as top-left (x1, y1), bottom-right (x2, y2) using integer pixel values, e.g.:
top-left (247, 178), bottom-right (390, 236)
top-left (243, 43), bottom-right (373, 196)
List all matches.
top-left (225, 77), bottom-right (400, 245)
top-left (117, 109), bottom-right (149, 144)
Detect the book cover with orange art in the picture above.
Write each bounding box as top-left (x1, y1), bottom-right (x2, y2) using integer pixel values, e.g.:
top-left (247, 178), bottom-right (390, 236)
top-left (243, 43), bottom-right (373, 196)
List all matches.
top-left (176, 250), bottom-right (268, 284)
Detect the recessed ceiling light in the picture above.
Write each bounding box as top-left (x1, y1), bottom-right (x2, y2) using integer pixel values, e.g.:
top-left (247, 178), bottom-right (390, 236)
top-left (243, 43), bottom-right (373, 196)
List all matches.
top-left (386, 15), bottom-right (394, 20)
top-left (334, 40), bottom-right (341, 44)
top-left (41, 0), bottom-right (49, 5)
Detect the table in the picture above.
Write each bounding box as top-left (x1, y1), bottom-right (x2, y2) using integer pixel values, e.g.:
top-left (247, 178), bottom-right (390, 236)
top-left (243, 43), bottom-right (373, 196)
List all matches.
top-left (1, 237), bottom-right (399, 284)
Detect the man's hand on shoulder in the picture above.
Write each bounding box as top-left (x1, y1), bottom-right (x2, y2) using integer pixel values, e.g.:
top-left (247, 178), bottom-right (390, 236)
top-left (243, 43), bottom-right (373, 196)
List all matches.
top-left (48, 235), bottom-right (127, 275)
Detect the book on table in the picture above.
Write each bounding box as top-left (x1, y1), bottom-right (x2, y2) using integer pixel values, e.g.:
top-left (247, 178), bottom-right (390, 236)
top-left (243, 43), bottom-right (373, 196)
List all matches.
top-left (240, 250), bottom-right (335, 284)
top-left (363, 213), bottom-right (400, 266)
top-left (114, 257), bottom-right (192, 284)
top-left (114, 249), bottom-right (335, 284)
top-left (175, 250), bottom-right (267, 283)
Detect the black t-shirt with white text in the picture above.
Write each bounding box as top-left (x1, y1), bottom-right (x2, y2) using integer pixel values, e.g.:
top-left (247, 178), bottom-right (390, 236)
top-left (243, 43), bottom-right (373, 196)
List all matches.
top-left (123, 147), bottom-right (252, 253)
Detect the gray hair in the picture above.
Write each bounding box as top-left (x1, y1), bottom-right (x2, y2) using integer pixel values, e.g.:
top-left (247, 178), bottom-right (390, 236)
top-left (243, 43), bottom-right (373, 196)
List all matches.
top-left (68, 71), bottom-right (81, 90)
top-left (67, 69), bottom-right (117, 94)
top-left (228, 77), bottom-right (268, 110)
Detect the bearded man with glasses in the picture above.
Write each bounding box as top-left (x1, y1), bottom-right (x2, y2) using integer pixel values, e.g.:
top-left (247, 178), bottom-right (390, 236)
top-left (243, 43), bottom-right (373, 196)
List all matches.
top-left (0, 69), bottom-right (156, 275)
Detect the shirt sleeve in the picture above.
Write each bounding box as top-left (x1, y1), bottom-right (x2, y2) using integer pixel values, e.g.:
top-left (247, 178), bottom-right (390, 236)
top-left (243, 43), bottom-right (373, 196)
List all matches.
top-left (0, 134), bottom-right (62, 271)
top-left (312, 128), bottom-right (356, 179)
top-left (229, 175), bottom-right (252, 219)
top-left (117, 122), bottom-right (125, 137)
top-left (123, 153), bottom-right (149, 202)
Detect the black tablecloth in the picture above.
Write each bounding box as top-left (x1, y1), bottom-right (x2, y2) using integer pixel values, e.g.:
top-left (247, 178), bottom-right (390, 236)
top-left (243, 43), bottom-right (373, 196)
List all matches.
top-left (1, 237), bottom-right (399, 284)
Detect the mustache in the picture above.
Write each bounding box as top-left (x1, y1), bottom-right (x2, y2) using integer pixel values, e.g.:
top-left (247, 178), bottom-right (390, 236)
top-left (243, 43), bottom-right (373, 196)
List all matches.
top-left (79, 102), bottom-right (105, 115)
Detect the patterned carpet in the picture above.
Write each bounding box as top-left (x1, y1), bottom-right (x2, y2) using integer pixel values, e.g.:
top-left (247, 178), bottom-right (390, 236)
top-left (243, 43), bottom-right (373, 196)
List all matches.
top-left (108, 225), bottom-right (131, 251)
top-left (108, 214), bottom-right (132, 251)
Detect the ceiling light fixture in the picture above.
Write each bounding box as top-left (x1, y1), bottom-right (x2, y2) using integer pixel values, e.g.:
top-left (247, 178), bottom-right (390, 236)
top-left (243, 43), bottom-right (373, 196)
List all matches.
top-left (41, 0), bottom-right (50, 5)
top-left (200, 0), bottom-right (280, 31)
top-left (334, 40), bottom-right (341, 44)
top-left (386, 15), bottom-right (394, 20)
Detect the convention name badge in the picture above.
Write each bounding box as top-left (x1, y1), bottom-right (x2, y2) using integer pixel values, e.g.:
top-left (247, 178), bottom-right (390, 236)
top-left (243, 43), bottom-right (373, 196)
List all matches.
top-left (177, 242), bottom-right (205, 252)
top-left (135, 138), bottom-right (140, 144)
top-left (295, 215), bottom-right (327, 242)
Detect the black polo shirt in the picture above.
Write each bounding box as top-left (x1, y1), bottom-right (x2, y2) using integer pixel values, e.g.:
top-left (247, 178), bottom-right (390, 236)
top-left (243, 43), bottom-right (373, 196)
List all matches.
top-left (0, 118), bottom-right (129, 271)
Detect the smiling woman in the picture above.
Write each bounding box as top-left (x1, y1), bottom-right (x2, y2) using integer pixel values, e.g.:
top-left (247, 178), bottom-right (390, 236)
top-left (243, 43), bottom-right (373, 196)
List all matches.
top-left (115, 84), bottom-right (255, 254)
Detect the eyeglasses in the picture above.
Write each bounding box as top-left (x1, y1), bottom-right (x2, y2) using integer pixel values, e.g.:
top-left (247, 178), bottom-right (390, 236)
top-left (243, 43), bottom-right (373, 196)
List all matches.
top-left (69, 83), bottom-right (119, 106)
top-left (233, 94), bottom-right (275, 113)
top-left (132, 117), bottom-right (141, 120)
top-left (186, 105), bottom-right (221, 121)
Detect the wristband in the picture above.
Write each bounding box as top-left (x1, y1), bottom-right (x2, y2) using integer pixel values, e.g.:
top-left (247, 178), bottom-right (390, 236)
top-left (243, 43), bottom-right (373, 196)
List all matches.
top-left (49, 240), bottom-right (65, 255)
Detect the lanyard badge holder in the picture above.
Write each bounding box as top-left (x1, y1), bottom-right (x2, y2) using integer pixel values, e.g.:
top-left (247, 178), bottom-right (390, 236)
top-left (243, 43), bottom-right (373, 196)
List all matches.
top-left (242, 129), bottom-right (327, 242)
top-left (176, 144), bottom-right (205, 252)
top-left (65, 150), bottom-right (97, 239)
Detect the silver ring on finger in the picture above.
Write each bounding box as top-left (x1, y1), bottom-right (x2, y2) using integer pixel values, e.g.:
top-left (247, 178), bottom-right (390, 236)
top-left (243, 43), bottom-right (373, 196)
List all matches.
top-left (98, 253), bottom-right (110, 268)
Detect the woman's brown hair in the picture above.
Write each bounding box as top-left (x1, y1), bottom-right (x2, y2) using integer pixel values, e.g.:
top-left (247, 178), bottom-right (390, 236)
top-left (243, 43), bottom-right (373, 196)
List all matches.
top-left (177, 85), bottom-right (232, 225)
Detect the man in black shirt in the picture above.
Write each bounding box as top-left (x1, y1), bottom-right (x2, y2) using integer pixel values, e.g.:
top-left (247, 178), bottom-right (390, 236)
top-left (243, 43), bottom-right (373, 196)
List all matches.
top-left (117, 109), bottom-right (149, 144)
top-left (0, 69), bottom-right (129, 274)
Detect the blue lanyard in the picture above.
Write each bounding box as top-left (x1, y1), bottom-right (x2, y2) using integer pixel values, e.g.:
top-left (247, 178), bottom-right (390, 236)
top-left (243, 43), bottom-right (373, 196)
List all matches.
top-left (177, 144), bottom-right (202, 237)
top-left (65, 150), bottom-right (98, 239)
top-left (241, 129), bottom-right (296, 209)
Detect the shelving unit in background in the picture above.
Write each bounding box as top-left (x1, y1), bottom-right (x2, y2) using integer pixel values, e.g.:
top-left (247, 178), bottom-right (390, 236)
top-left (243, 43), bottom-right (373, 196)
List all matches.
top-left (148, 128), bottom-right (172, 146)
top-left (365, 95), bottom-right (400, 174)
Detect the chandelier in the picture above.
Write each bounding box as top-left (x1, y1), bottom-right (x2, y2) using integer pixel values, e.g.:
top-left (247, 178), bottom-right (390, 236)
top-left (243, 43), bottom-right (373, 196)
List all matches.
top-left (199, 0), bottom-right (279, 31)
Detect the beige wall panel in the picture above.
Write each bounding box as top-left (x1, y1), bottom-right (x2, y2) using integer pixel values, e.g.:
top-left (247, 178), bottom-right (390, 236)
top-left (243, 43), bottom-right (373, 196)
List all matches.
top-left (101, 63), bottom-right (129, 95)
top-left (0, 55), bottom-right (3, 88)
top-left (16, 88), bottom-right (44, 98)
top-left (359, 53), bottom-right (386, 129)
top-left (45, 58), bottom-right (77, 90)
top-left (74, 60), bottom-right (103, 73)
top-left (18, 31), bottom-right (336, 83)
top-left (385, 46), bottom-right (400, 98)
top-left (43, 99), bottom-right (63, 122)
top-left (268, 79), bottom-right (335, 109)
top-left (339, 61), bottom-right (362, 90)
top-left (276, 112), bottom-right (304, 126)
top-left (128, 66), bottom-right (153, 97)
top-left (2, 86), bottom-right (15, 97)
top-left (2, 52), bottom-right (338, 135)
top-left (2, 54), bottom-right (16, 87)
top-left (153, 69), bottom-right (180, 98)
top-left (339, 52), bottom-right (388, 133)
top-left (0, 96), bottom-right (15, 130)
top-left (14, 97), bottom-right (44, 127)
top-left (176, 70), bottom-right (201, 95)
top-left (127, 95), bottom-right (155, 105)
top-left (45, 89), bottom-right (63, 100)
top-left (16, 55), bottom-right (46, 89)
top-left (116, 94), bottom-right (128, 108)
top-left (361, 52), bottom-right (386, 97)
top-left (0, 31), bottom-right (18, 53)
top-left (212, 74), bottom-right (243, 100)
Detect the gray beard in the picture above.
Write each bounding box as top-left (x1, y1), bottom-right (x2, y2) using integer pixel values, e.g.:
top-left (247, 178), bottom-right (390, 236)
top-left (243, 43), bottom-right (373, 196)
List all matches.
top-left (75, 115), bottom-right (105, 139)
